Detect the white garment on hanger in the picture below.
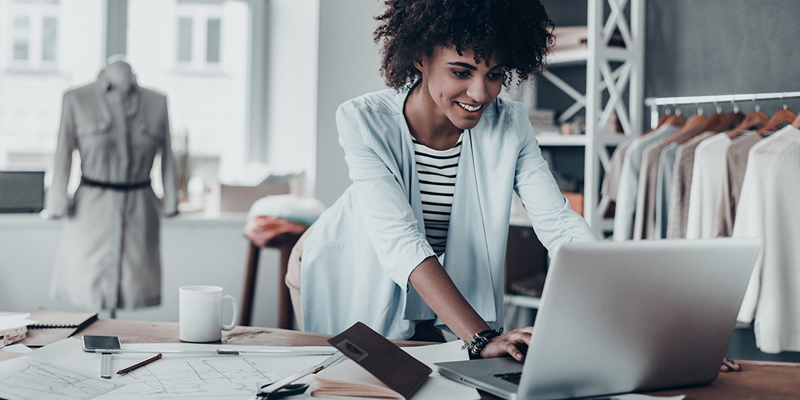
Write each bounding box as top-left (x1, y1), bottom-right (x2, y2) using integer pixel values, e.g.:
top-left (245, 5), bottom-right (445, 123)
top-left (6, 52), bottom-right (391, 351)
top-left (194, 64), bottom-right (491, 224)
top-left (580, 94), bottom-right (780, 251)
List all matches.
top-left (734, 125), bottom-right (800, 353)
top-left (685, 133), bottom-right (735, 239)
top-left (612, 124), bottom-right (679, 241)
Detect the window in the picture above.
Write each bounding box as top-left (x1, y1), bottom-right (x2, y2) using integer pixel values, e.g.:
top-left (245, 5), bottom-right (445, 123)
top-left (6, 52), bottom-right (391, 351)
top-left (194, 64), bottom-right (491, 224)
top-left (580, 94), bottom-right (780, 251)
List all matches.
top-left (177, 17), bottom-right (192, 63)
top-left (13, 17), bottom-right (30, 60)
top-left (129, 0), bottom-right (249, 180)
top-left (174, 0), bottom-right (223, 71)
top-left (206, 18), bottom-right (220, 63)
top-left (41, 16), bottom-right (57, 61)
top-left (0, 0), bottom-right (104, 176)
top-left (0, 0), bottom-right (251, 196)
top-left (6, 0), bottom-right (60, 70)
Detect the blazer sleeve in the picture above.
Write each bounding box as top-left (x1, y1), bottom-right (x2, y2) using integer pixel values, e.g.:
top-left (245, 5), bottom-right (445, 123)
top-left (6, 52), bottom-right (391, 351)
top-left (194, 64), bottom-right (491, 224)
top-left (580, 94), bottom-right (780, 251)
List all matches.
top-left (158, 96), bottom-right (179, 217)
top-left (511, 103), bottom-right (598, 250)
top-left (336, 101), bottom-right (436, 291)
top-left (45, 92), bottom-right (77, 218)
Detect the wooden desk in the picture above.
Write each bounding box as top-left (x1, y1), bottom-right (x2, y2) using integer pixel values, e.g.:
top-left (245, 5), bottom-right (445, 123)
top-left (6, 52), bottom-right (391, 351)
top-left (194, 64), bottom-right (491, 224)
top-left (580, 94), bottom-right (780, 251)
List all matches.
top-left (2, 319), bottom-right (799, 399)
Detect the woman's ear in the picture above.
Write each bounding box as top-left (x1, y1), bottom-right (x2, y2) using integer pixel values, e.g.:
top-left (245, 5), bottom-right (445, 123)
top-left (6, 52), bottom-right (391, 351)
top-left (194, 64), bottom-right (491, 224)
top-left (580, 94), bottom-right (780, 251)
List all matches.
top-left (413, 56), bottom-right (425, 73)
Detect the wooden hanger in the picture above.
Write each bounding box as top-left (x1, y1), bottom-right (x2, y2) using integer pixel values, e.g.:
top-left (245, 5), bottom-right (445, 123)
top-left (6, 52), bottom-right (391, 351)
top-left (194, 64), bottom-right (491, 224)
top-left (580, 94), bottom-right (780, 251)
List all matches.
top-left (663, 112), bottom-right (708, 145)
top-left (757, 107), bottom-right (796, 135)
top-left (727, 109), bottom-right (769, 138)
top-left (718, 111), bottom-right (745, 133)
top-left (656, 113), bottom-right (670, 128)
top-left (662, 114), bottom-right (686, 127)
top-left (641, 113), bottom-right (670, 136)
top-left (676, 111), bottom-right (724, 145)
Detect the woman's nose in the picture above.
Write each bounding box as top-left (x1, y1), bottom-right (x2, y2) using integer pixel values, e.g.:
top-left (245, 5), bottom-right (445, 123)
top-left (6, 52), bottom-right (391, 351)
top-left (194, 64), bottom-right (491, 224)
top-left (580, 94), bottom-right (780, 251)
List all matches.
top-left (466, 77), bottom-right (489, 102)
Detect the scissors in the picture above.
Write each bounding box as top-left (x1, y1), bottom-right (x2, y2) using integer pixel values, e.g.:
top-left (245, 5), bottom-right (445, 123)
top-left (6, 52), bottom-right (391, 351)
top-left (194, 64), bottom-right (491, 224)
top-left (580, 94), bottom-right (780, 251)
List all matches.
top-left (256, 352), bottom-right (345, 399)
top-left (256, 383), bottom-right (308, 399)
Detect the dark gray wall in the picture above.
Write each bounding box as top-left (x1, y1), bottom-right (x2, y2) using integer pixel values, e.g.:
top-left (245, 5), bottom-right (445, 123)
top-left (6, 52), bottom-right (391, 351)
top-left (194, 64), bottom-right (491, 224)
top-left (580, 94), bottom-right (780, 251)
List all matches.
top-left (540, 0), bottom-right (800, 120)
top-left (646, 0), bottom-right (800, 100)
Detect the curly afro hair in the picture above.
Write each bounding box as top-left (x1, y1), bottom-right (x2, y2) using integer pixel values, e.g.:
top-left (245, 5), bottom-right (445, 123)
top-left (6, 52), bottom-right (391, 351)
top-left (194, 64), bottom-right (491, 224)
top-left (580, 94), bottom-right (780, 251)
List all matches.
top-left (374, 0), bottom-right (554, 90)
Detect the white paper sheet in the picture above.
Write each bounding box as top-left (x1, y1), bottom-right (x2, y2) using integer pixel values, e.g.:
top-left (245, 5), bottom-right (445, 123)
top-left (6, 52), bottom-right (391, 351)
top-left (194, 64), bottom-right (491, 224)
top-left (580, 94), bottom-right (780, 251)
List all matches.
top-left (402, 341), bottom-right (480, 400)
top-left (0, 313), bottom-right (35, 330)
top-left (0, 357), bottom-right (123, 400)
top-left (17, 338), bottom-right (334, 400)
top-left (0, 344), bottom-right (33, 354)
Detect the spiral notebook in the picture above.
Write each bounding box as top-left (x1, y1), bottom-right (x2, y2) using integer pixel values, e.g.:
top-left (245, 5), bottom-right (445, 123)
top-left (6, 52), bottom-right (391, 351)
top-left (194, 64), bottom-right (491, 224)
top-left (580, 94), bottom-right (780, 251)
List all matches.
top-left (19, 307), bottom-right (98, 347)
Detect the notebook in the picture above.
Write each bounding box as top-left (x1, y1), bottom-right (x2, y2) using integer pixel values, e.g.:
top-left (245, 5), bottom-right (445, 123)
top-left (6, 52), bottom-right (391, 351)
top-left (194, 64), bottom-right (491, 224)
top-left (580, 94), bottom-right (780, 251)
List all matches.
top-left (20, 307), bottom-right (98, 347)
top-left (435, 238), bottom-right (760, 400)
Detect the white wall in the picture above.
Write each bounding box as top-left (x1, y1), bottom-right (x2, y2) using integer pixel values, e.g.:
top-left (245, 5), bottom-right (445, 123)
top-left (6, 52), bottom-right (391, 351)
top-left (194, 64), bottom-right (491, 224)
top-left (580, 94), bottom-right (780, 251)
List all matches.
top-left (264, 0), bottom-right (320, 192)
top-left (0, 215), bottom-right (282, 329)
top-left (313, 0), bottom-right (387, 206)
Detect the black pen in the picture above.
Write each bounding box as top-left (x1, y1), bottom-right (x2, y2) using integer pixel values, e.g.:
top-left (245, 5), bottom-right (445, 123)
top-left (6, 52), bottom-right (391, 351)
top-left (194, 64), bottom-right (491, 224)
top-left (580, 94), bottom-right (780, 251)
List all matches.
top-left (117, 353), bottom-right (162, 375)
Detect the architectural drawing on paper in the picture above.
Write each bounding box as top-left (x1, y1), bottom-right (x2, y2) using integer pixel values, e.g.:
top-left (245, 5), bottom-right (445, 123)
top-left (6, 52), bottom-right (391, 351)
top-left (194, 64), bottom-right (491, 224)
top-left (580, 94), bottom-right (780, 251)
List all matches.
top-left (112, 357), bottom-right (282, 396)
top-left (0, 357), bottom-right (122, 400)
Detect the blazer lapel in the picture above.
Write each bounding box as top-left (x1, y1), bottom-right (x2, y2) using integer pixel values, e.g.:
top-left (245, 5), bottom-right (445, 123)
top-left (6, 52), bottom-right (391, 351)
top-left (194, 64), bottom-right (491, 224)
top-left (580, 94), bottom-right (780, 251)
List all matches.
top-left (442, 129), bottom-right (496, 322)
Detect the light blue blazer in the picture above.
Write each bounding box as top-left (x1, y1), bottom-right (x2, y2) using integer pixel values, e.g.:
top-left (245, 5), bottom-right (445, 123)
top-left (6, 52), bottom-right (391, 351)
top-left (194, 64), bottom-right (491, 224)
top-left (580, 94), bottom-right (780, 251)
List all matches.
top-left (301, 89), bottom-right (597, 339)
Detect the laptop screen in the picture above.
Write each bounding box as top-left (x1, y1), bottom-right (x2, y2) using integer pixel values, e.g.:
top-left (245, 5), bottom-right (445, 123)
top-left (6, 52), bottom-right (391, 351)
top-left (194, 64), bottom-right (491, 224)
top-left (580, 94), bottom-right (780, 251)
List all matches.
top-left (0, 171), bottom-right (45, 213)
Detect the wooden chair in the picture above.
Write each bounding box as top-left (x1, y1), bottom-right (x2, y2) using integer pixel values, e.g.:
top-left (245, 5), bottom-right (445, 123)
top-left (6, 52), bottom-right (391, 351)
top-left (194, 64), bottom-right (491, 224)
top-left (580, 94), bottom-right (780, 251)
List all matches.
top-left (240, 231), bottom-right (305, 329)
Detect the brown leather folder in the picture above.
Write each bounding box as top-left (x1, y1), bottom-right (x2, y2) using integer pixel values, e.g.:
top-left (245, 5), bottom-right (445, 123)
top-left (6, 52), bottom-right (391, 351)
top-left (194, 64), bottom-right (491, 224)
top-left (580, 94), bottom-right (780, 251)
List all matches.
top-left (328, 322), bottom-right (432, 399)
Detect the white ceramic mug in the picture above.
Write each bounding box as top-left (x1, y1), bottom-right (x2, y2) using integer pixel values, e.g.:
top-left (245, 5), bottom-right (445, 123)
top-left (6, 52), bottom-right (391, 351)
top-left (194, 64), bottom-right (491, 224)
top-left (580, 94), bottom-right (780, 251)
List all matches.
top-left (179, 286), bottom-right (238, 342)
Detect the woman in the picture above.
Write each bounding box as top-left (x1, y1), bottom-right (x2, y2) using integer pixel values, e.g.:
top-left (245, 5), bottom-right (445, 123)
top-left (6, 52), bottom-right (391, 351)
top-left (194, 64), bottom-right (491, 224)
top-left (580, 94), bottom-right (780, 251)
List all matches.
top-left (286, 0), bottom-right (597, 360)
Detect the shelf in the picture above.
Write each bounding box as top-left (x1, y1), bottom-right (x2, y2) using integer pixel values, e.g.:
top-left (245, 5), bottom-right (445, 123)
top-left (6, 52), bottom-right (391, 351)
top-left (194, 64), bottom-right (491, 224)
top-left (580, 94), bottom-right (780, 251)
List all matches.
top-left (546, 49), bottom-right (588, 67)
top-left (535, 133), bottom-right (630, 147)
top-left (546, 47), bottom-right (631, 68)
top-left (504, 294), bottom-right (541, 309)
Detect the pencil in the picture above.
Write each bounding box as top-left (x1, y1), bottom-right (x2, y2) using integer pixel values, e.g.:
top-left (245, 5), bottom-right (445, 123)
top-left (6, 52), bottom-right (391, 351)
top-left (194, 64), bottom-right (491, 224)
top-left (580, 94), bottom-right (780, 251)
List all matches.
top-left (116, 353), bottom-right (162, 375)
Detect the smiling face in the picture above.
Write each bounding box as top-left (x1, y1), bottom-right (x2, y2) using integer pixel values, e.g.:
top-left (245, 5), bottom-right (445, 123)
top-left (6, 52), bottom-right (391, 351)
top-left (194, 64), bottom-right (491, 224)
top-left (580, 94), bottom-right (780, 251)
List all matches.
top-left (414, 46), bottom-right (505, 132)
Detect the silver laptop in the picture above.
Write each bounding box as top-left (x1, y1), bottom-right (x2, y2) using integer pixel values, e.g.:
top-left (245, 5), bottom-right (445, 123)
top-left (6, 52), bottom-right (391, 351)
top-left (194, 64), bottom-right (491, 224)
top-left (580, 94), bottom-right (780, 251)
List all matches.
top-left (435, 238), bottom-right (760, 400)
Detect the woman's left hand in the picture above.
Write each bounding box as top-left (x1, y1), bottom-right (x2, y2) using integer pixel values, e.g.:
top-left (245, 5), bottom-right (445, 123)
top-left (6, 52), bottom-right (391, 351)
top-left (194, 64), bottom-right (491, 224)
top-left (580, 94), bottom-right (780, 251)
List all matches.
top-left (720, 357), bottom-right (741, 372)
top-left (479, 327), bottom-right (534, 361)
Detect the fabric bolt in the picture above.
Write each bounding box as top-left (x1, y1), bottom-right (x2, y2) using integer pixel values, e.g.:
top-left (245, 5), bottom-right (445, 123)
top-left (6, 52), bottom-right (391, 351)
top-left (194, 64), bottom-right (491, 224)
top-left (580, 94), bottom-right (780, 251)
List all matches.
top-left (47, 72), bottom-right (178, 310)
top-left (244, 215), bottom-right (309, 248)
top-left (733, 125), bottom-right (800, 353)
top-left (612, 124), bottom-right (679, 241)
top-left (666, 132), bottom-right (714, 238)
top-left (413, 134), bottom-right (463, 256)
top-left (299, 89), bottom-right (597, 339)
top-left (685, 133), bottom-right (739, 239)
top-left (712, 132), bottom-right (765, 237)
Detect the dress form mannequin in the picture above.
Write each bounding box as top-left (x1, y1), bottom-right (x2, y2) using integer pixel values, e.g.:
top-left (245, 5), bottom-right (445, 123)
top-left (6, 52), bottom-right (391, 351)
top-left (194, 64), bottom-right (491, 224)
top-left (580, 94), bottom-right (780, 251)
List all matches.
top-left (103, 60), bottom-right (136, 94)
top-left (47, 55), bottom-right (178, 315)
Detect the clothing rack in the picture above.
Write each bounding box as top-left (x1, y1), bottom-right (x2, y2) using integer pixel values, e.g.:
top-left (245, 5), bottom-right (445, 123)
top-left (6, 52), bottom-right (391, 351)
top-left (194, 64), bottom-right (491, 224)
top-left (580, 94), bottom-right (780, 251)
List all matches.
top-left (645, 91), bottom-right (800, 129)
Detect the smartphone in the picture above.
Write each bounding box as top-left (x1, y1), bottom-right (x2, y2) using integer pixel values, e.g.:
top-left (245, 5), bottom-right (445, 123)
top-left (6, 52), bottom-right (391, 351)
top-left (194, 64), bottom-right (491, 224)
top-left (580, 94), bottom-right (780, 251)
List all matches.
top-left (82, 335), bottom-right (122, 352)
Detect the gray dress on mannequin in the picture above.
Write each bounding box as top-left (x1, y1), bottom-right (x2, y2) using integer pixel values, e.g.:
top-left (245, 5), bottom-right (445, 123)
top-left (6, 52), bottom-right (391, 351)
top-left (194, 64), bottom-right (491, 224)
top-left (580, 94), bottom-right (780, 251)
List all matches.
top-left (46, 62), bottom-right (178, 310)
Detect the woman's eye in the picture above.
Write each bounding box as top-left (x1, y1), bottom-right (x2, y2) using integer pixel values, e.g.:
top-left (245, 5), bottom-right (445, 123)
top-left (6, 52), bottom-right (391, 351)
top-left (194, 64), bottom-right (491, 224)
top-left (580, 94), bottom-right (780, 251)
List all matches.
top-left (487, 72), bottom-right (504, 80)
top-left (452, 70), bottom-right (470, 78)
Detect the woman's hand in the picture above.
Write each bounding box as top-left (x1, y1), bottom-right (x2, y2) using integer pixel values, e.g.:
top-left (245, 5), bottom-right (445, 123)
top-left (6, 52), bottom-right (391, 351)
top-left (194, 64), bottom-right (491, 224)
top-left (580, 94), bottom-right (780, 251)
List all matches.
top-left (720, 357), bottom-right (741, 372)
top-left (479, 327), bottom-right (534, 361)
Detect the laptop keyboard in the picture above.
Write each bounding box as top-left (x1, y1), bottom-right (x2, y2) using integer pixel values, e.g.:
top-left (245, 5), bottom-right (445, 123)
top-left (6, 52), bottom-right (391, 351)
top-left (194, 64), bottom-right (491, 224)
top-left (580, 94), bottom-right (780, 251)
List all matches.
top-left (493, 372), bottom-right (522, 385)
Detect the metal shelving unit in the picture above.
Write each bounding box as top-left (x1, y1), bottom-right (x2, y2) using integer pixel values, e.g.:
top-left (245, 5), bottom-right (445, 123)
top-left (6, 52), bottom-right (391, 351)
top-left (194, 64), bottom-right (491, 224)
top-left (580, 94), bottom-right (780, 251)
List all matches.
top-left (536, 0), bottom-right (645, 237)
top-left (504, 0), bottom-right (645, 317)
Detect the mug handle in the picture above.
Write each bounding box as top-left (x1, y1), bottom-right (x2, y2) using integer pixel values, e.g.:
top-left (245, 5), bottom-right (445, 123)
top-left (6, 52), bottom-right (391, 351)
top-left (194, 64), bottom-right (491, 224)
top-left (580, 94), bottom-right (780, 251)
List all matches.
top-left (222, 295), bottom-right (238, 331)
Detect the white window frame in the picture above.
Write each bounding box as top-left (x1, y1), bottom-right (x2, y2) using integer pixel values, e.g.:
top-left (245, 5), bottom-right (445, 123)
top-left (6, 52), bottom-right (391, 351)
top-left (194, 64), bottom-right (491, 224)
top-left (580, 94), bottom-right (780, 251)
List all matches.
top-left (175, 2), bottom-right (223, 73)
top-left (7, 0), bottom-right (59, 71)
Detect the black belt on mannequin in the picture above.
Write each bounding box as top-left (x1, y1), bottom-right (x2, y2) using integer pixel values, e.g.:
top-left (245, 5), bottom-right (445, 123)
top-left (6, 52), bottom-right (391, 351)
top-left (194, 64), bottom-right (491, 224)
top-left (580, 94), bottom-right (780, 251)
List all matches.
top-left (80, 177), bottom-right (152, 191)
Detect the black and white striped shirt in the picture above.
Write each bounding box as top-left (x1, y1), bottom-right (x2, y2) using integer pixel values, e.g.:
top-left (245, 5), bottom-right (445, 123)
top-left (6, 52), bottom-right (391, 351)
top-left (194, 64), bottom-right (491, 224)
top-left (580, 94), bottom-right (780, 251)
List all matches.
top-left (413, 134), bottom-right (462, 256)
